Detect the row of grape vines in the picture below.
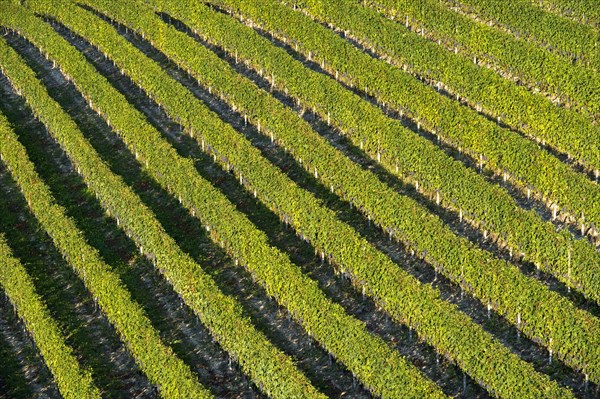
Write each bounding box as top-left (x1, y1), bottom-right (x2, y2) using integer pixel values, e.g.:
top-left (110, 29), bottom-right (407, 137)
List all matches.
top-left (250, 0), bottom-right (600, 184)
top-left (442, 0), bottom-right (600, 69)
top-left (104, 0), bottom-right (594, 388)
top-left (0, 219), bottom-right (100, 399)
top-left (110, 3), bottom-right (593, 384)
top-left (0, 89), bottom-right (158, 397)
top-left (37, 1), bottom-right (586, 397)
top-left (192, 0), bottom-right (600, 305)
top-left (0, 10), bottom-right (329, 399)
top-left (355, 0), bottom-right (600, 121)
top-left (1, 0), bottom-right (598, 397)
top-left (0, 44), bottom-right (212, 398)
top-left (532, 0), bottom-right (600, 28)
top-left (142, 0), bottom-right (593, 356)
top-left (62, 0), bottom-right (600, 392)
top-left (356, 0), bottom-right (600, 172)
top-left (196, 0), bottom-right (600, 237)
top-left (51, 0), bottom-right (600, 390)
top-left (361, 0), bottom-right (600, 116)
top-left (238, 0), bottom-right (600, 232)
top-left (0, 4), bottom-right (451, 398)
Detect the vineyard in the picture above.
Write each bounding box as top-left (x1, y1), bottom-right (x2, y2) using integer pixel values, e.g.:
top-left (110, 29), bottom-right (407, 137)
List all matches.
top-left (0, 0), bottom-right (599, 398)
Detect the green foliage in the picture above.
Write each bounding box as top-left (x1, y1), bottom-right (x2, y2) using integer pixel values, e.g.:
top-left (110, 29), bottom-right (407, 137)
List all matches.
top-left (0, 6), bottom-right (326, 399)
top-left (202, 0), bottom-right (600, 308)
top-left (354, 0), bottom-right (600, 120)
top-left (1, 2), bottom-right (444, 398)
top-left (440, 0), bottom-right (600, 70)
top-left (134, 0), bottom-right (600, 386)
top-left (28, 0), bottom-right (597, 397)
top-left (0, 226), bottom-right (101, 399)
top-left (2, 0), bottom-right (599, 397)
top-left (360, 0), bottom-right (600, 170)
top-left (532, 0), bottom-right (600, 29)
top-left (0, 37), bottom-right (212, 399)
top-left (200, 0), bottom-right (600, 238)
